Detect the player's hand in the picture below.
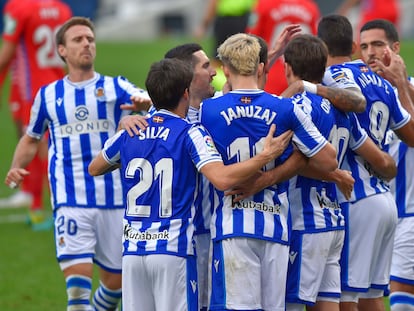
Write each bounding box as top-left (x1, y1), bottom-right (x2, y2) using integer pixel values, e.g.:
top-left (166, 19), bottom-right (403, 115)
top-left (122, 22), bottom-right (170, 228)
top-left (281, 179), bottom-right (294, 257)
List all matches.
top-left (263, 124), bottom-right (293, 161)
top-left (121, 95), bottom-right (152, 112)
top-left (225, 171), bottom-right (266, 202)
top-left (5, 168), bottom-right (30, 189)
top-left (118, 115), bottom-right (149, 137)
top-left (281, 80), bottom-right (305, 97)
top-left (374, 46), bottom-right (408, 86)
top-left (334, 169), bottom-right (354, 201)
top-left (268, 24), bottom-right (302, 68)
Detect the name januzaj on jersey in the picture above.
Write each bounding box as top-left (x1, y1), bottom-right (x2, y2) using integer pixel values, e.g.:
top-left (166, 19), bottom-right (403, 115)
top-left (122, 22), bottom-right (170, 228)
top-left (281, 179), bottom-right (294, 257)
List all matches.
top-left (220, 106), bottom-right (277, 126)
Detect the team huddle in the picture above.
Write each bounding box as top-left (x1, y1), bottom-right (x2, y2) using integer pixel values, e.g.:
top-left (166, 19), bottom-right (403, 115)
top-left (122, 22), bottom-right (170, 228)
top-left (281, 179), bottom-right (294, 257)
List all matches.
top-left (3, 4), bottom-right (414, 311)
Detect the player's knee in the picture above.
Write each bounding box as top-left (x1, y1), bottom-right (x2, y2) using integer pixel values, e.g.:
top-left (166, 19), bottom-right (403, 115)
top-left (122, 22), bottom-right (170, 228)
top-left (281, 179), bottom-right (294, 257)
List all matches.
top-left (66, 275), bottom-right (93, 311)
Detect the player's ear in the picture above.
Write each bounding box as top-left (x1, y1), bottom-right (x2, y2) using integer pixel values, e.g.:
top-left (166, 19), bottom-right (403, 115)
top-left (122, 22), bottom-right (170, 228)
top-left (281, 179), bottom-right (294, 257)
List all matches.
top-left (351, 41), bottom-right (357, 55)
top-left (57, 45), bottom-right (66, 61)
top-left (284, 62), bottom-right (292, 78)
top-left (222, 65), bottom-right (231, 79)
top-left (392, 41), bottom-right (400, 54)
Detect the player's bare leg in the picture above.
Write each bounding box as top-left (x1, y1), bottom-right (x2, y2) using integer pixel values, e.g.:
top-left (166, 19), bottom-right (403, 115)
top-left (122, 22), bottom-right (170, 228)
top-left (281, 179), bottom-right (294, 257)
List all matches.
top-left (339, 301), bottom-right (358, 311)
top-left (308, 300), bottom-right (339, 311)
top-left (358, 297), bottom-right (386, 311)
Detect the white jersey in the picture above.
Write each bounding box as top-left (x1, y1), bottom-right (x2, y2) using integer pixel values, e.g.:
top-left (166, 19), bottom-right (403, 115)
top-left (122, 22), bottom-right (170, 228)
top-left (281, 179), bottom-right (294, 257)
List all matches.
top-left (27, 72), bottom-right (149, 210)
top-left (323, 60), bottom-right (410, 203)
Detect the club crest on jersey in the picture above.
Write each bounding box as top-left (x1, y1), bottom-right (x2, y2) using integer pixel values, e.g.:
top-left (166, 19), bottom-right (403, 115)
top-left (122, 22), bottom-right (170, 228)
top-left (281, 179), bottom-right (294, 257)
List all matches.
top-left (152, 116), bottom-right (164, 123)
top-left (95, 87), bottom-right (106, 101)
top-left (58, 237), bottom-right (66, 248)
top-left (240, 96), bottom-right (252, 104)
top-left (75, 106), bottom-right (89, 121)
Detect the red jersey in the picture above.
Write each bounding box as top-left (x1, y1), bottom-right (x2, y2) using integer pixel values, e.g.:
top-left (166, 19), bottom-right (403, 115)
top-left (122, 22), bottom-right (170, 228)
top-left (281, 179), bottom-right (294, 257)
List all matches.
top-left (2, 0), bottom-right (72, 103)
top-left (247, 0), bottom-right (320, 95)
top-left (360, 0), bottom-right (400, 28)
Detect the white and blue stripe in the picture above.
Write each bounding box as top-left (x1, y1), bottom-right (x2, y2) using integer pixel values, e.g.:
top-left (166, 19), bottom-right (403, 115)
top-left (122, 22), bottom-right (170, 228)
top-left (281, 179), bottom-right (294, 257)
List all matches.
top-left (27, 73), bottom-right (148, 210)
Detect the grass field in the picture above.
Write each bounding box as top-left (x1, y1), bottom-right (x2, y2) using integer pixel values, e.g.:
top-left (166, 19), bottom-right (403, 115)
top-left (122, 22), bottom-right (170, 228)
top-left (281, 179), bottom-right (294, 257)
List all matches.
top-left (1, 37), bottom-right (414, 310)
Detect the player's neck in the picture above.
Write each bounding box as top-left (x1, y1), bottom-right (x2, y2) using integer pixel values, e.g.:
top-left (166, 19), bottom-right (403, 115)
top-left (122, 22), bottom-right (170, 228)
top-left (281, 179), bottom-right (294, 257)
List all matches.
top-left (229, 75), bottom-right (259, 91)
top-left (67, 68), bottom-right (95, 83)
top-left (326, 55), bottom-right (352, 67)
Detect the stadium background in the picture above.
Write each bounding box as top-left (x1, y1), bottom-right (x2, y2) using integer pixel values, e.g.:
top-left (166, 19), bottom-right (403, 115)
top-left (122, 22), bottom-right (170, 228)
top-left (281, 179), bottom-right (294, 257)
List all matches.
top-left (0, 0), bottom-right (413, 310)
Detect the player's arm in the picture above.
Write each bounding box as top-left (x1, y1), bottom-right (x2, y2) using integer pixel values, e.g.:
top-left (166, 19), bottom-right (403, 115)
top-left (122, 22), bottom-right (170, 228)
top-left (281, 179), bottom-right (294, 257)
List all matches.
top-left (224, 149), bottom-right (308, 201)
top-left (200, 125), bottom-right (293, 191)
top-left (88, 151), bottom-right (120, 176)
top-left (4, 134), bottom-right (41, 188)
top-left (355, 137), bottom-right (397, 181)
top-left (267, 24), bottom-right (302, 69)
top-left (0, 40), bottom-right (17, 100)
top-left (281, 80), bottom-right (366, 112)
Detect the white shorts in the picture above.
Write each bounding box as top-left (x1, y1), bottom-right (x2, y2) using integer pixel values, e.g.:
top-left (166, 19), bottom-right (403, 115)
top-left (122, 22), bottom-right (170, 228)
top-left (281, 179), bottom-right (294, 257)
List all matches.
top-left (194, 233), bottom-right (211, 309)
top-left (390, 217), bottom-right (414, 284)
top-left (55, 207), bottom-right (123, 272)
top-left (286, 230), bottom-right (344, 305)
top-left (122, 254), bottom-right (198, 311)
top-left (341, 192), bottom-right (397, 291)
top-left (209, 237), bottom-right (289, 311)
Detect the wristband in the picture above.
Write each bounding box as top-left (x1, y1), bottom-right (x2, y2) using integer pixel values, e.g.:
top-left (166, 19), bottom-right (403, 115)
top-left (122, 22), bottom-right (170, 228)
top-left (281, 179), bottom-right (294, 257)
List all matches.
top-left (302, 80), bottom-right (317, 94)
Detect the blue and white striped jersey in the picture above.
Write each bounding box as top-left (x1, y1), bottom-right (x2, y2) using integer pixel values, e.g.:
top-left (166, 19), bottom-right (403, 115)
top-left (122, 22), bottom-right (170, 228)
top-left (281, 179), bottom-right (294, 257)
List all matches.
top-left (27, 73), bottom-right (148, 210)
top-left (289, 92), bottom-right (367, 232)
top-left (323, 60), bottom-right (410, 202)
top-left (200, 89), bottom-right (328, 244)
top-left (388, 77), bottom-right (414, 217)
top-left (102, 110), bottom-right (223, 257)
top-left (187, 106), bottom-right (218, 235)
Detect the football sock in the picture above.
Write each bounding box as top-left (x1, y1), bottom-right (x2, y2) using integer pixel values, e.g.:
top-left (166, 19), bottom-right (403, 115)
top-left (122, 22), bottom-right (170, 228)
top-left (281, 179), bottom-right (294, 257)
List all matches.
top-left (92, 281), bottom-right (122, 311)
top-left (66, 275), bottom-right (93, 311)
top-left (390, 291), bottom-right (414, 311)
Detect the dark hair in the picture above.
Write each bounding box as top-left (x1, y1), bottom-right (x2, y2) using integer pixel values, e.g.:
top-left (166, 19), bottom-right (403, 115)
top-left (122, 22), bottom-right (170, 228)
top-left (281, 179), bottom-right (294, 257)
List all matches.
top-left (284, 34), bottom-right (327, 83)
top-left (318, 14), bottom-right (353, 57)
top-left (164, 43), bottom-right (203, 68)
top-left (360, 19), bottom-right (399, 44)
top-left (145, 58), bottom-right (193, 111)
top-left (249, 34), bottom-right (268, 64)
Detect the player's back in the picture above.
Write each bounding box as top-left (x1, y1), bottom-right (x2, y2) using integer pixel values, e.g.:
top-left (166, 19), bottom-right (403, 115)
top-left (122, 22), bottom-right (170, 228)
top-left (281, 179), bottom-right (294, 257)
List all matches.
top-left (324, 60), bottom-right (409, 150)
top-left (3, 0), bottom-right (72, 100)
top-left (289, 92), bottom-right (344, 231)
top-left (200, 89), bottom-right (327, 243)
top-left (324, 60), bottom-right (409, 201)
top-left (120, 110), bottom-right (222, 257)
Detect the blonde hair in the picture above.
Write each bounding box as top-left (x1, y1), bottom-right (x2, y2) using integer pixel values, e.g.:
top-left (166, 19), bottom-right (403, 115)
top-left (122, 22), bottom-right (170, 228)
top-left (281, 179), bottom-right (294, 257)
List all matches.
top-left (217, 33), bottom-right (260, 76)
